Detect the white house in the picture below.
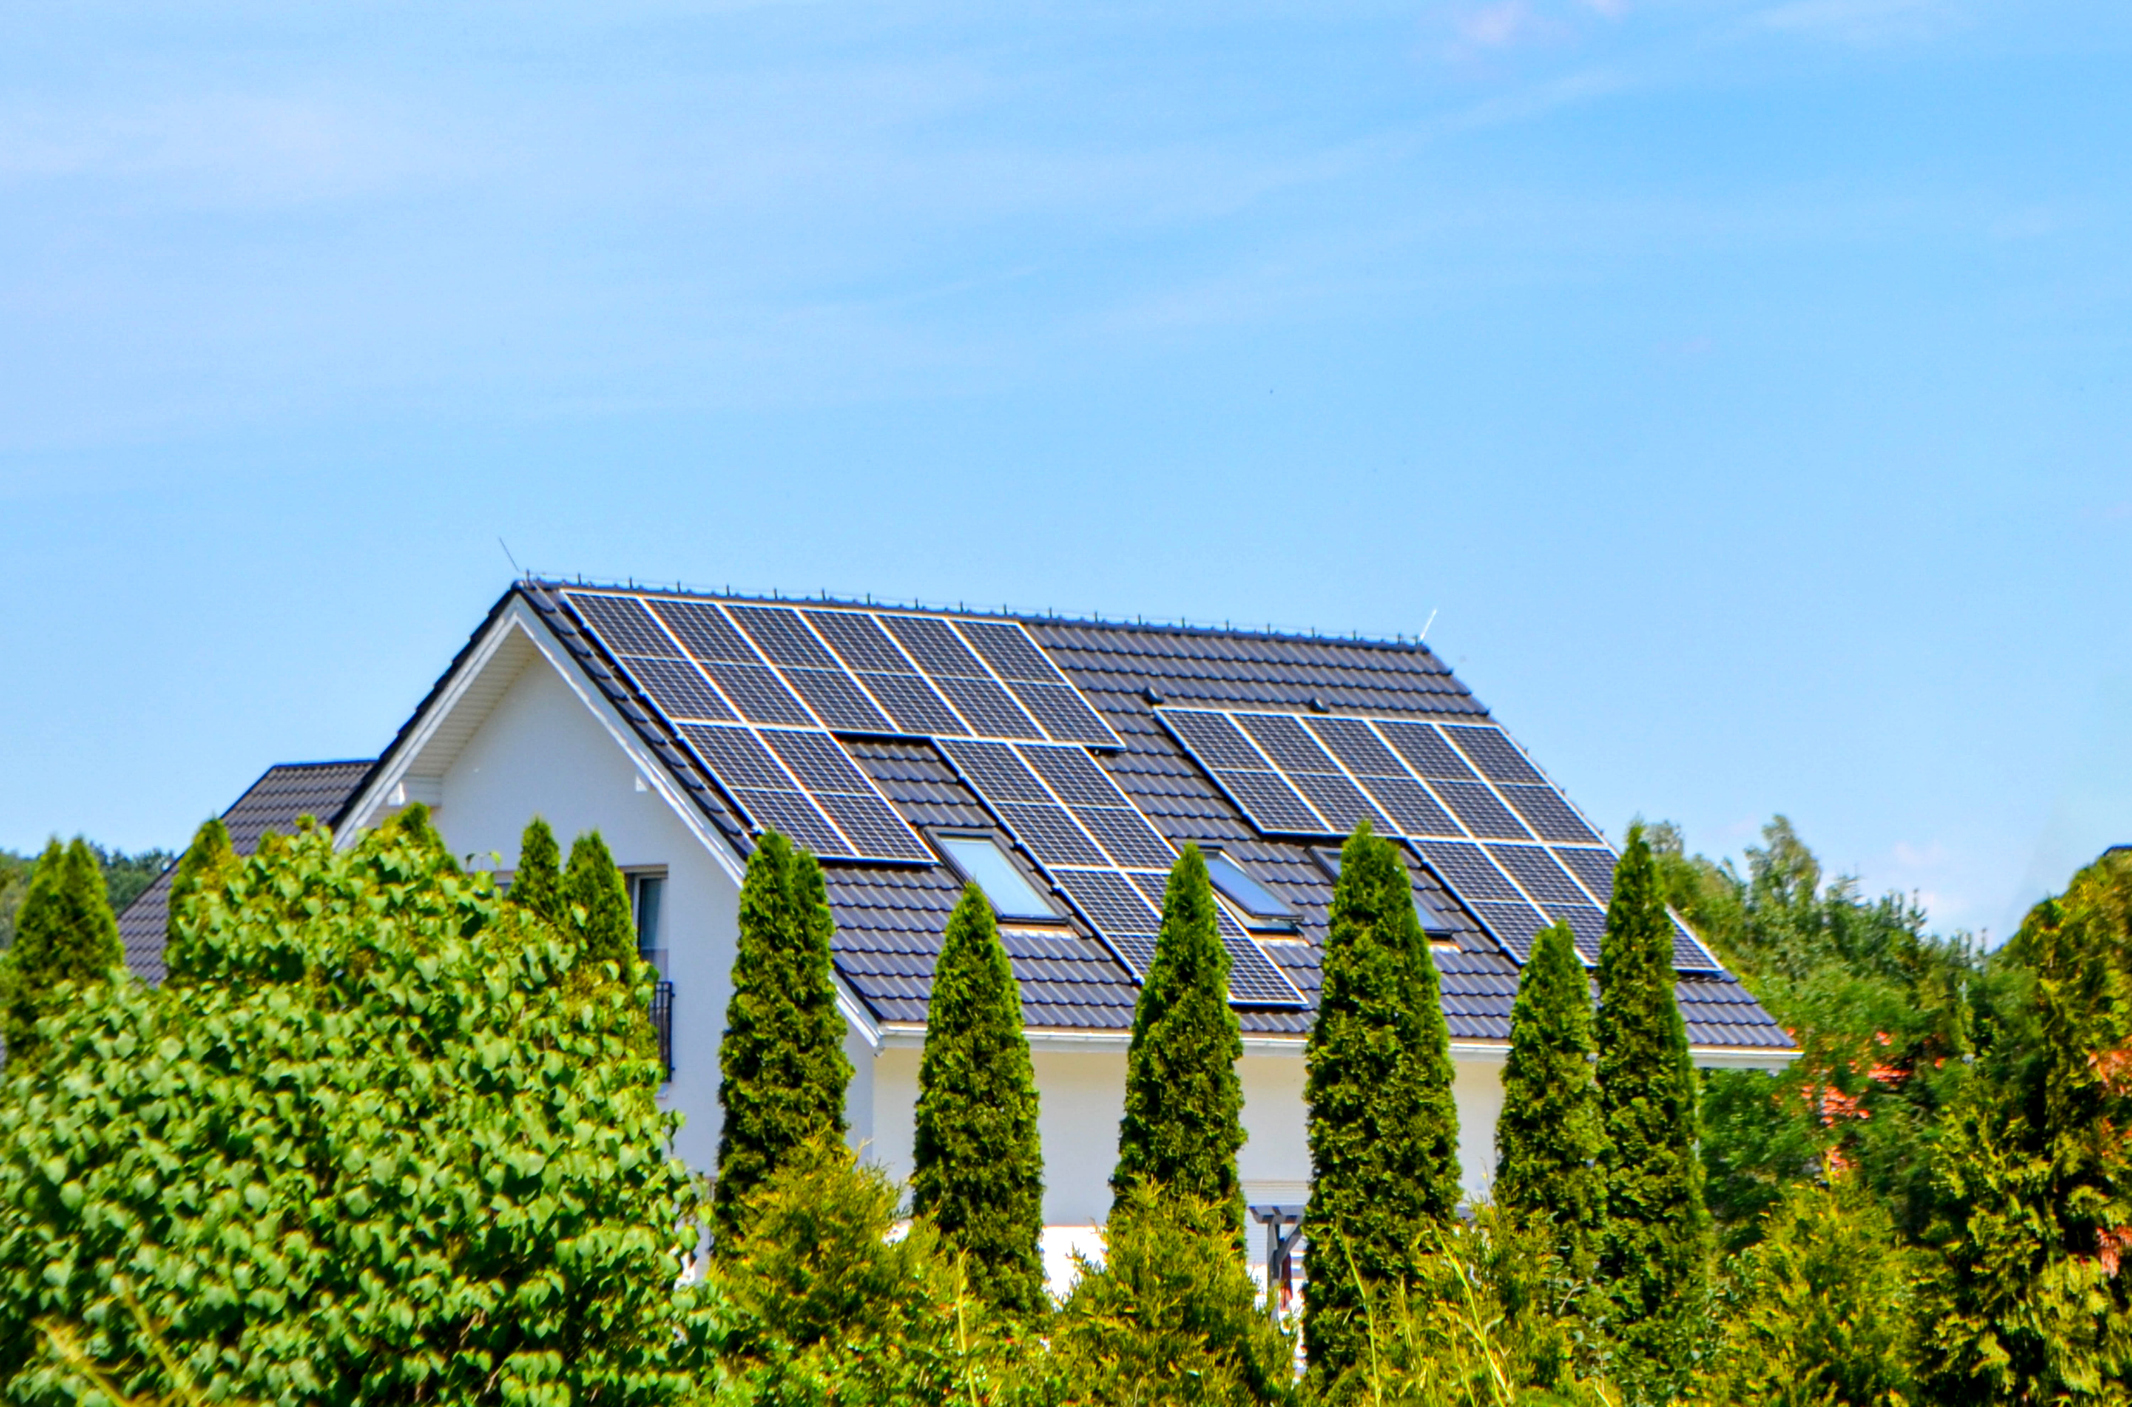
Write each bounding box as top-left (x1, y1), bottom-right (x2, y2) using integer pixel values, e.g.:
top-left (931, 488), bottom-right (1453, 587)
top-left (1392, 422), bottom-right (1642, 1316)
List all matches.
top-left (121, 581), bottom-right (1793, 1286)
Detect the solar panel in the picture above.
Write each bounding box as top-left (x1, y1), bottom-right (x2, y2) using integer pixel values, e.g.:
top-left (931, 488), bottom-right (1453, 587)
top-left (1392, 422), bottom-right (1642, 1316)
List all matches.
top-left (954, 620), bottom-right (1058, 682)
top-left (1375, 720), bottom-right (1477, 780)
top-left (1233, 713), bottom-right (1389, 836)
top-left (1486, 844), bottom-right (1589, 911)
top-left (933, 675), bottom-right (1042, 740)
top-left (780, 667), bottom-right (896, 733)
top-left (1429, 781), bottom-right (1535, 841)
top-left (1442, 725), bottom-right (1546, 785)
top-left (1499, 784), bottom-right (1600, 844)
top-left (673, 723), bottom-right (930, 864)
top-left (700, 662), bottom-right (815, 727)
top-left (1561, 907), bottom-right (1607, 964)
top-left (1554, 847), bottom-right (1617, 904)
top-left (1467, 900), bottom-right (1552, 964)
top-left (615, 656), bottom-right (735, 723)
top-left (566, 593), bottom-right (683, 658)
top-left (1410, 840), bottom-right (1523, 902)
top-left (1156, 711), bottom-right (1326, 835)
top-left (648, 599), bottom-right (756, 664)
top-left (725, 604), bottom-right (839, 669)
top-left (855, 671), bottom-right (967, 736)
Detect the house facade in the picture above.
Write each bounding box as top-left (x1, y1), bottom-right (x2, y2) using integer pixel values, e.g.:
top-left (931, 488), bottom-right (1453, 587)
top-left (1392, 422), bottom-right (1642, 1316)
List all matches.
top-left (122, 581), bottom-right (1793, 1280)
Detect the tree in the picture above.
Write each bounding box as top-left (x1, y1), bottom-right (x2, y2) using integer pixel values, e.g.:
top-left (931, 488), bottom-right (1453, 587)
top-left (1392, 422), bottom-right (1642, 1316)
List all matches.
top-left (1921, 847), bottom-right (2132, 1404)
top-left (0, 816), bottom-right (700, 1407)
top-left (1596, 824), bottom-right (1712, 1399)
top-left (566, 829), bottom-right (636, 971)
top-left (0, 838), bottom-right (123, 1068)
top-left (1302, 821), bottom-right (1460, 1391)
top-left (912, 885), bottom-right (1047, 1318)
top-left (713, 830), bottom-right (853, 1250)
top-left (1111, 844), bottom-right (1247, 1243)
top-left (1697, 1180), bottom-right (1921, 1407)
top-left (159, 819), bottom-right (235, 982)
top-left (1497, 919), bottom-right (1605, 1282)
top-left (510, 816), bottom-right (564, 926)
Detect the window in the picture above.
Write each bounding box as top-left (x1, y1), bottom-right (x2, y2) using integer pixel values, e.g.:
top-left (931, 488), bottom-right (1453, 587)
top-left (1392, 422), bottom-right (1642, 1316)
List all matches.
top-left (1201, 849), bottom-right (1297, 930)
top-left (935, 834), bottom-right (1060, 922)
top-left (1312, 846), bottom-right (1456, 939)
top-left (629, 872), bottom-right (667, 974)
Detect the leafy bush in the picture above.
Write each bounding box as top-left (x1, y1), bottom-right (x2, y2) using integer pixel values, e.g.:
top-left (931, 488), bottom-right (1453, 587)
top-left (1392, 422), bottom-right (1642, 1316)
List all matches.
top-left (0, 813), bottom-right (700, 1407)
top-left (1050, 1185), bottom-right (1296, 1407)
top-left (701, 1138), bottom-right (1047, 1407)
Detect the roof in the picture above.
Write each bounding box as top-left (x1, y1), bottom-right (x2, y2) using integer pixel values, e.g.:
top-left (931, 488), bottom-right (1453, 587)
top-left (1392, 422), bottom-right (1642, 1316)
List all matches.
top-left (511, 582), bottom-right (1790, 1052)
top-left (118, 761), bottom-right (374, 984)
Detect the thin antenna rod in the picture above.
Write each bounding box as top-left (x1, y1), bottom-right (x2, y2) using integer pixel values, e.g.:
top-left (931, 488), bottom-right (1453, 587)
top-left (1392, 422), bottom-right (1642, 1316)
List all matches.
top-left (1419, 608), bottom-right (1439, 642)
top-left (498, 537), bottom-right (524, 578)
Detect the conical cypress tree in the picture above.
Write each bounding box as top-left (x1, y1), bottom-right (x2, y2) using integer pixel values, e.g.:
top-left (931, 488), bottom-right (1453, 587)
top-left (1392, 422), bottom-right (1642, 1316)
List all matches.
top-left (161, 817), bottom-right (235, 982)
top-left (0, 838), bottom-right (123, 1067)
top-left (713, 831), bottom-right (853, 1249)
top-left (1110, 843), bottom-right (1247, 1244)
top-left (565, 830), bottom-right (635, 971)
top-left (912, 884), bottom-right (1047, 1317)
top-left (511, 816), bottom-right (565, 926)
top-left (1303, 821), bottom-right (1461, 1388)
top-left (1497, 919), bottom-right (1605, 1281)
top-left (1596, 825), bottom-right (1712, 1398)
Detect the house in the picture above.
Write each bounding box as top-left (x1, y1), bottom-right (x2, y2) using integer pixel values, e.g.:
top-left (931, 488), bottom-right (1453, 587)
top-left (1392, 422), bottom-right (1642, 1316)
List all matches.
top-left (122, 580), bottom-right (1794, 1280)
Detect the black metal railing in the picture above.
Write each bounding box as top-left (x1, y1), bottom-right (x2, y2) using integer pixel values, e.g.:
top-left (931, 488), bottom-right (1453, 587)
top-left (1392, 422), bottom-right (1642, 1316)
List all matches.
top-left (649, 980), bottom-right (674, 1080)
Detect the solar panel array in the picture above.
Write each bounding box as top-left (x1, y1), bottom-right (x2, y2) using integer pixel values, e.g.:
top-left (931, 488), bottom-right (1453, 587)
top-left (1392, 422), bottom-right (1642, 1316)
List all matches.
top-left (565, 590), bottom-right (1122, 748)
top-left (1159, 708), bottom-right (1720, 972)
top-left (936, 739), bottom-right (1308, 1009)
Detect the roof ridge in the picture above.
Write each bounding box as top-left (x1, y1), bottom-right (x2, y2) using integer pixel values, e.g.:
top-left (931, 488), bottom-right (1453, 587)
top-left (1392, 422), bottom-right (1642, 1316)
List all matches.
top-left (529, 576), bottom-right (1440, 657)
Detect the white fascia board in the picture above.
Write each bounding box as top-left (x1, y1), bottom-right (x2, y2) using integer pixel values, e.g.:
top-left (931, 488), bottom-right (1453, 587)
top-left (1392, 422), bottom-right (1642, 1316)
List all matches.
top-left (339, 598), bottom-right (751, 891)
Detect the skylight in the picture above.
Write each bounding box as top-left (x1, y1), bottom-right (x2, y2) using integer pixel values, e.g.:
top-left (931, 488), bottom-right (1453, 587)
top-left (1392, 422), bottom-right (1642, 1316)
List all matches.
top-left (1202, 850), bottom-right (1297, 928)
top-left (936, 834), bottom-right (1060, 922)
top-left (1313, 846), bottom-right (1456, 939)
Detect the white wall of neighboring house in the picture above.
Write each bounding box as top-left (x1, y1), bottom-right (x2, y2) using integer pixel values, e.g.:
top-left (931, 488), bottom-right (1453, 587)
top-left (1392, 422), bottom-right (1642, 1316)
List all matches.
top-left (338, 609), bottom-right (1525, 1288)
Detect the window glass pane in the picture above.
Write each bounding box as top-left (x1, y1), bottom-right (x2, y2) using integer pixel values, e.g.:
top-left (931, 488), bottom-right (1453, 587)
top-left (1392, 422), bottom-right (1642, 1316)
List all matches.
top-left (939, 836), bottom-right (1057, 920)
top-left (1203, 852), bottom-right (1294, 919)
top-left (633, 875), bottom-right (665, 962)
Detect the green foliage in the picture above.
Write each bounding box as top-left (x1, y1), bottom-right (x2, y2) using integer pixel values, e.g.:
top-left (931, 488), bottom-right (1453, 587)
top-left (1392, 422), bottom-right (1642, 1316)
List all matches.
top-left (1595, 825), bottom-right (1711, 1401)
top-left (913, 886), bottom-right (1048, 1319)
top-left (1327, 1204), bottom-right (1616, 1407)
top-left (1656, 818), bottom-right (1982, 1240)
top-left (567, 829), bottom-right (637, 971)
top-left (1920, 848), bottom-right (2132, 1405)
top-left (1694, 1180), bottom-right (1921, 1407)
top-left (714, 831), bottom-right (854, 1250)
top-left (0, 838), bottom-right (123, 1068)
top-left (1303, 821), bottom-right (1460, 1390)
top-left (95, 846), bottom-right (176, 920)
top-left (1497, 921), bottom-right (1604, 1282)
top-left (0, 817), bottom-right (701, 1407)
top-left (1111, 844), bottom-right (1247, 1243)
top-left (703, 1138), bottom-right (1045, 1407)
top-left (1051, 1184), bottom-right (1296, 1407)
top-left (0, 851), bottom-right (28, 953)
top-left (512, 815), bottom-right (565, 926)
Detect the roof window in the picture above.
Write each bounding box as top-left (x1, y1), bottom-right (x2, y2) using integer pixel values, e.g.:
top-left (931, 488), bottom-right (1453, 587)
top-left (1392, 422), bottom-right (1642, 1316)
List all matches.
top-left (1201, 849), bottom-right (1297, 930)
top-left (1312, 846), bottom-right (1457, 939)
top-left (936, 833), bottom-right (1060, 923)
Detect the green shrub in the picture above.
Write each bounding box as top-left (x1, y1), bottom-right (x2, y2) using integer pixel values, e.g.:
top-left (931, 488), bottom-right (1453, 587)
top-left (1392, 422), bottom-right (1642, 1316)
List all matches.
top-left (702, 1138), bottom-right (1047, 1407)
top-left (0, 838), bottom-right (123, 1069)
top-left (0, 814), bottom-right (700, 1407)
top-left (1693, 1180), bottom-right (1920, 1407)
top-left (1051, 1185), bottom-right (1295, 1407)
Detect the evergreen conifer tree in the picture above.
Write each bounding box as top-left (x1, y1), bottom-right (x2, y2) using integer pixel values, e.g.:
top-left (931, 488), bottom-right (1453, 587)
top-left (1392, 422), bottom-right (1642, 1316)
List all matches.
top-left (565, 830), bottom-right (635, 970)
top-left (160, 818), bottom-right (235, 982)
top-left (511, 816), bottom-right (565, 926)
top-left (1922, 847), bottom-right (2132, 1403)
top-left (1303, 822), bottom-right (1460, 1390)
top-left (1111, 844), bottom-right (1248, 1243)
top-left (713, 831), bottom-right (853, 1249)
top-left (911, 885), bottom-right (1047, 1318)
top-left (0, 838), bottom-right (123, 1066)
top-left (1595, 824), bottom-right (1711, 1399)
top-left (1497, 919), bottom-right (1605, 1281)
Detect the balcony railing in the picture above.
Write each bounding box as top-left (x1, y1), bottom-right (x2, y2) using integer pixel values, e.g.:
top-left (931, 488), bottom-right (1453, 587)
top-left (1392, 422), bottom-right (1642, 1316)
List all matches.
top-left (649, 980), bottom-right (674, 1080)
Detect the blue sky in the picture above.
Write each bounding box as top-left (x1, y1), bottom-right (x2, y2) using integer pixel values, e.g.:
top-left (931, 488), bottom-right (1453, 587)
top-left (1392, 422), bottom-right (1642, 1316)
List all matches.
top-left (3, 0), bottom-right (2126, 939)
